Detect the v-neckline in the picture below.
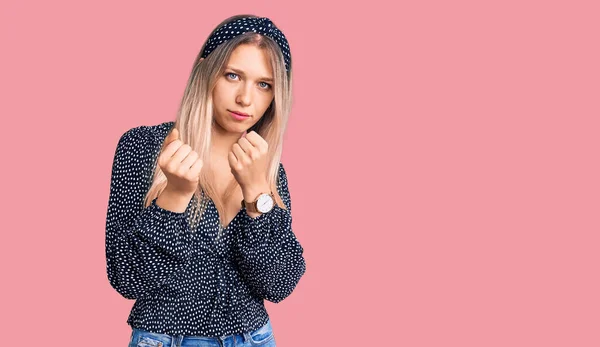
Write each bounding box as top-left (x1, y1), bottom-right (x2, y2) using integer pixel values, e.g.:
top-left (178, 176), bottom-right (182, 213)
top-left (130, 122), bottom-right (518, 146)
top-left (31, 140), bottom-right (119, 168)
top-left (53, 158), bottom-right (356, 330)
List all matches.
top-left (213, 200), bottom-right (246, 231)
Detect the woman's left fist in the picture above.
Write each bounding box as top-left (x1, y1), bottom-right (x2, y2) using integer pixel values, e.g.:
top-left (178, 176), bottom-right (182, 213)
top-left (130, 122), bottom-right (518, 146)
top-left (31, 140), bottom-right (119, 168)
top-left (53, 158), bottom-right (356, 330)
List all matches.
top-left (228, 131), bottom-right (269, 190)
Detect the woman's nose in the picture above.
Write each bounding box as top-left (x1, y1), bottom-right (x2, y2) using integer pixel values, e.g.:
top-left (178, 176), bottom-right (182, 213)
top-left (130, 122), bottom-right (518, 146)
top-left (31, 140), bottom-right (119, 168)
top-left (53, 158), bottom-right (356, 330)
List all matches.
top-left (235, 85), bottom-right (252, 106)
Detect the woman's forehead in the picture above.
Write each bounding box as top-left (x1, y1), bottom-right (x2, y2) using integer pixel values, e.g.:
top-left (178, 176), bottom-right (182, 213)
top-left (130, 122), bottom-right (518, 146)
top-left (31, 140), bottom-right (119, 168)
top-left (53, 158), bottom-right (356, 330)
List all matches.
top-left (227, 45), bottom-right (274, 78)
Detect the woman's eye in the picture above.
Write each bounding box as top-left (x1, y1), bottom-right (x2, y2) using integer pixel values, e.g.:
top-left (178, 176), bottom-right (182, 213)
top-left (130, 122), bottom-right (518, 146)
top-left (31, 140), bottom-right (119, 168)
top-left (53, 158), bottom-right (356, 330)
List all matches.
top-left (259, 82), bottom-right (272, 90)
top-left (226, 72), bottom-right (238, 80)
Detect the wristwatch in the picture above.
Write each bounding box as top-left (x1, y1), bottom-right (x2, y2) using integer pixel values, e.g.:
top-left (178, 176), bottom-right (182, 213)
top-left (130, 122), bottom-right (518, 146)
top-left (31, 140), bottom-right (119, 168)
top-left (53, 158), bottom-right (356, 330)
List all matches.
top-left (241, 191), bottom-right (275, 214)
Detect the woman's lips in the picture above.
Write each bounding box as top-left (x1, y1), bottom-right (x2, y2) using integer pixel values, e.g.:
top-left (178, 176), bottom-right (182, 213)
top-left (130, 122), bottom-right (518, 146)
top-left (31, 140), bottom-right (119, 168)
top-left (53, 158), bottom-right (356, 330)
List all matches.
top-left (229, 111), bottom-right (250, 121)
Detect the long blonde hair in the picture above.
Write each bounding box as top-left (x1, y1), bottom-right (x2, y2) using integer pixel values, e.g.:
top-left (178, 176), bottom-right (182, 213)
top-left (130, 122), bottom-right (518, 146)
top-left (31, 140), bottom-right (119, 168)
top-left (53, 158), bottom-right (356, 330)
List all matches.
top-left (143, 14), bottom-right (293, 237)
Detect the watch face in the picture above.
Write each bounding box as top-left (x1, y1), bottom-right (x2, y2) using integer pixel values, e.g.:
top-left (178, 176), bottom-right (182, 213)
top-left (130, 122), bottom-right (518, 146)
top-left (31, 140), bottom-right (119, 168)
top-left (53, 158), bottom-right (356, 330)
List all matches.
top-left (256, 193), bottom-right (274, 213)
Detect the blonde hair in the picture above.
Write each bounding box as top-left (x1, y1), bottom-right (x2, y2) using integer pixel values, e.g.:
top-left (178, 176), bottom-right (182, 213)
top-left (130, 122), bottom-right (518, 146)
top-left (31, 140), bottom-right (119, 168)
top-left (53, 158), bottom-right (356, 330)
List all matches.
top-left (143, 14), bottom-right (293, 239)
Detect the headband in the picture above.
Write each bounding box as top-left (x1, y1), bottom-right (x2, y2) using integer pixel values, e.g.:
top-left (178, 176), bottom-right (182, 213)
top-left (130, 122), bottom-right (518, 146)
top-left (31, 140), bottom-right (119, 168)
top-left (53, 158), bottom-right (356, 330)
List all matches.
top-left (200, 16), bottom-right (291, 72)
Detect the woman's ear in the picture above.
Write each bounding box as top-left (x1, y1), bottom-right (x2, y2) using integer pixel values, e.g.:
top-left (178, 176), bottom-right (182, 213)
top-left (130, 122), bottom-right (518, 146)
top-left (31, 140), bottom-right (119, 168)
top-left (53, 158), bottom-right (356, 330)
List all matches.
top-left (199, 57), bottom-right (204, 62)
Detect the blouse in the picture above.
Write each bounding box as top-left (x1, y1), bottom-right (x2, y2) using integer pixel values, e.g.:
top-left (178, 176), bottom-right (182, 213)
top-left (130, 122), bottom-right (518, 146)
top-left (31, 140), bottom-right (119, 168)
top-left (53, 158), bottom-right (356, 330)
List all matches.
top-left (105, 121), bottom-right (306, 337)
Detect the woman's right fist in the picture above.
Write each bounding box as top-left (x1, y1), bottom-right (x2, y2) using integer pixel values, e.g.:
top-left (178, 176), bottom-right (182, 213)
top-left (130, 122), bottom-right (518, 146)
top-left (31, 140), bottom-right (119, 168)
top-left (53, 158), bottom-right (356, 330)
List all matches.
top-left (158, 127), bottom-right (204, 196)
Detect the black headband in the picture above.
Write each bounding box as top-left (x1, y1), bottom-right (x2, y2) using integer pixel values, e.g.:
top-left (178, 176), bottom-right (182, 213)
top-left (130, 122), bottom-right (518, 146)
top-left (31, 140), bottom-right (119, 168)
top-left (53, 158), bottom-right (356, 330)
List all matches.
top-left (200, 16), bottom-right (291, 72)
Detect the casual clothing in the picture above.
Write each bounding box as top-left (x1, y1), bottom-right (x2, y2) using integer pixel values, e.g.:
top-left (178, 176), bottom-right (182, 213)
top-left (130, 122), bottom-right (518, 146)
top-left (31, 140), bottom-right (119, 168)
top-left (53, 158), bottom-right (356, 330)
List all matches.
top-left (128, 318), bottom-right (275, 347)
top-left (106, 121), bottom-right (305, 338)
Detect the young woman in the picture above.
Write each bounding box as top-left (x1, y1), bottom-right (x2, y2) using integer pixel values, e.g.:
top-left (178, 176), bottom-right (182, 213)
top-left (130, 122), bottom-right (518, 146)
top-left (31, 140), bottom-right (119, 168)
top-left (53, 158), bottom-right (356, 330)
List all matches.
top-left (105, 14), bottom-right (306, 347)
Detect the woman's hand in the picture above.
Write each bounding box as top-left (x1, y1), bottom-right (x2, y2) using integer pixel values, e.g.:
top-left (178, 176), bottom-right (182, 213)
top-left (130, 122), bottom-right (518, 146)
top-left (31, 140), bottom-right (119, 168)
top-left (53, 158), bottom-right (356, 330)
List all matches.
top-left (158, 127), bottom-right (204, 196)
top-left (228, 131), bottom-right (269, 195)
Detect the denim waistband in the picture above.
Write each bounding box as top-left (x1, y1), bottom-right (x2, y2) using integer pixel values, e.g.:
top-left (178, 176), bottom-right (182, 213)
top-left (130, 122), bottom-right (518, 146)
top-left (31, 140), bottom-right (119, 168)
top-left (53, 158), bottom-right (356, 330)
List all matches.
top-left (128, 319), bottom-right (274, 347)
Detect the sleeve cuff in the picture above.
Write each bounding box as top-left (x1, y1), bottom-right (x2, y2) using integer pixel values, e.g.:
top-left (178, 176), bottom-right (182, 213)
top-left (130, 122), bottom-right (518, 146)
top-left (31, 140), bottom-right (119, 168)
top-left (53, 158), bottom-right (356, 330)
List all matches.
top-left (239, 204), bottom-right (291, 243)
top-left (147, 196), bottom-right (189, 221)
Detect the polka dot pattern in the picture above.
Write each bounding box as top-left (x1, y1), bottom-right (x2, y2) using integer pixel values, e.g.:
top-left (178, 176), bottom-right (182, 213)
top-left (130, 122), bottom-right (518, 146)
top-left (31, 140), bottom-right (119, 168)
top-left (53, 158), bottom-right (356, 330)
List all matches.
top-left (200, 16), bottom-right (291, 71)
top-left (105, 121), bottom-right (306, 337)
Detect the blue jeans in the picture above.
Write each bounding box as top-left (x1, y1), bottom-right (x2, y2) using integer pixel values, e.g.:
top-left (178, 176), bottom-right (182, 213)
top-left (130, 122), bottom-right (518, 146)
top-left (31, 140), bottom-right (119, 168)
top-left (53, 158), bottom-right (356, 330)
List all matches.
top-left (127, 319), bottom-right (276, 347)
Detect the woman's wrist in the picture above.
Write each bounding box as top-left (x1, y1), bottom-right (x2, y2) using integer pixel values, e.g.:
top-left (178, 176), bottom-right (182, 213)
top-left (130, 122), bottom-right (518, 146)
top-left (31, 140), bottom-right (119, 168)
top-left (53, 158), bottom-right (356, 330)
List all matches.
top-left (241, 181), bottom-right (271, 203)
top-left (156, 186), bottom-right (194, 213)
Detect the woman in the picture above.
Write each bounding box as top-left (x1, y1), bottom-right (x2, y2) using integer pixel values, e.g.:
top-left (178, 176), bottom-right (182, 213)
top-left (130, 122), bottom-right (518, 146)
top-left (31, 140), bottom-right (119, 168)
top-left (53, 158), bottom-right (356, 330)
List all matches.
top-left (105, 14), bottom-right (306, 347)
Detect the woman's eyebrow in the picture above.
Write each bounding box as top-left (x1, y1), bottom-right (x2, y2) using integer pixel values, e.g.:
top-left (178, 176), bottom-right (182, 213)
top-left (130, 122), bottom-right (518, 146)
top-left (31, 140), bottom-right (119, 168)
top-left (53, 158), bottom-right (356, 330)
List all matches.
top-left (226, 66), bottom-right (274, 82)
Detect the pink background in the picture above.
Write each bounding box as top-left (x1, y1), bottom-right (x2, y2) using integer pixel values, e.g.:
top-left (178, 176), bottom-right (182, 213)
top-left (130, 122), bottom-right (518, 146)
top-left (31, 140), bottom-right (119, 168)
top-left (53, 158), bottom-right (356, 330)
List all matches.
top-left (1, 0), bottom-right (599, 346)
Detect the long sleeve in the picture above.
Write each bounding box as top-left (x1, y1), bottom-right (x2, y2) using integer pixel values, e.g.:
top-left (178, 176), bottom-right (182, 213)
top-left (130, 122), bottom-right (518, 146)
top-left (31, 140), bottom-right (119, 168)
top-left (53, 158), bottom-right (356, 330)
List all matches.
top-left (234, 163), bottom-right (306, 303)
top-left (105, 126), bottom-right (192, 300)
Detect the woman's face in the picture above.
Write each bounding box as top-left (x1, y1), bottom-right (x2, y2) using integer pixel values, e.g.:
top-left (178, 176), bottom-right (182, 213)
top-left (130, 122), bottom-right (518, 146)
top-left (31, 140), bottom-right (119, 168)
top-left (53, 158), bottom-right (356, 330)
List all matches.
top-left (212, 44), bottom-right (275, 134)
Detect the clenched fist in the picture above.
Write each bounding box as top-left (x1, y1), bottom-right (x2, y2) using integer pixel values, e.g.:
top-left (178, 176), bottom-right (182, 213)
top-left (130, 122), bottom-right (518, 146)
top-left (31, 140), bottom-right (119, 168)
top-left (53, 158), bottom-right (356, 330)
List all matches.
top-left (158, 127), bottom-right (204, 196)
top-left (228, 131), bottom-right (269, 192)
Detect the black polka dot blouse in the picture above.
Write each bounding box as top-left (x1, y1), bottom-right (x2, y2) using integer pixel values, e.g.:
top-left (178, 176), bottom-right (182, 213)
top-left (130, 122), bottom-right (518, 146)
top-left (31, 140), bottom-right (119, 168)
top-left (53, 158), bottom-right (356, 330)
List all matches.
top-left (105, 121), bottom-right (306, 337)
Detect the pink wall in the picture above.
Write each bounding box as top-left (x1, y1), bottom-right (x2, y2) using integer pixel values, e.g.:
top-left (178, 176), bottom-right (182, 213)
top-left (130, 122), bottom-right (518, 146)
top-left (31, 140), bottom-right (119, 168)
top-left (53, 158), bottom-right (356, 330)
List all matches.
top-left (1, 0), bottom-right (599, 346)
